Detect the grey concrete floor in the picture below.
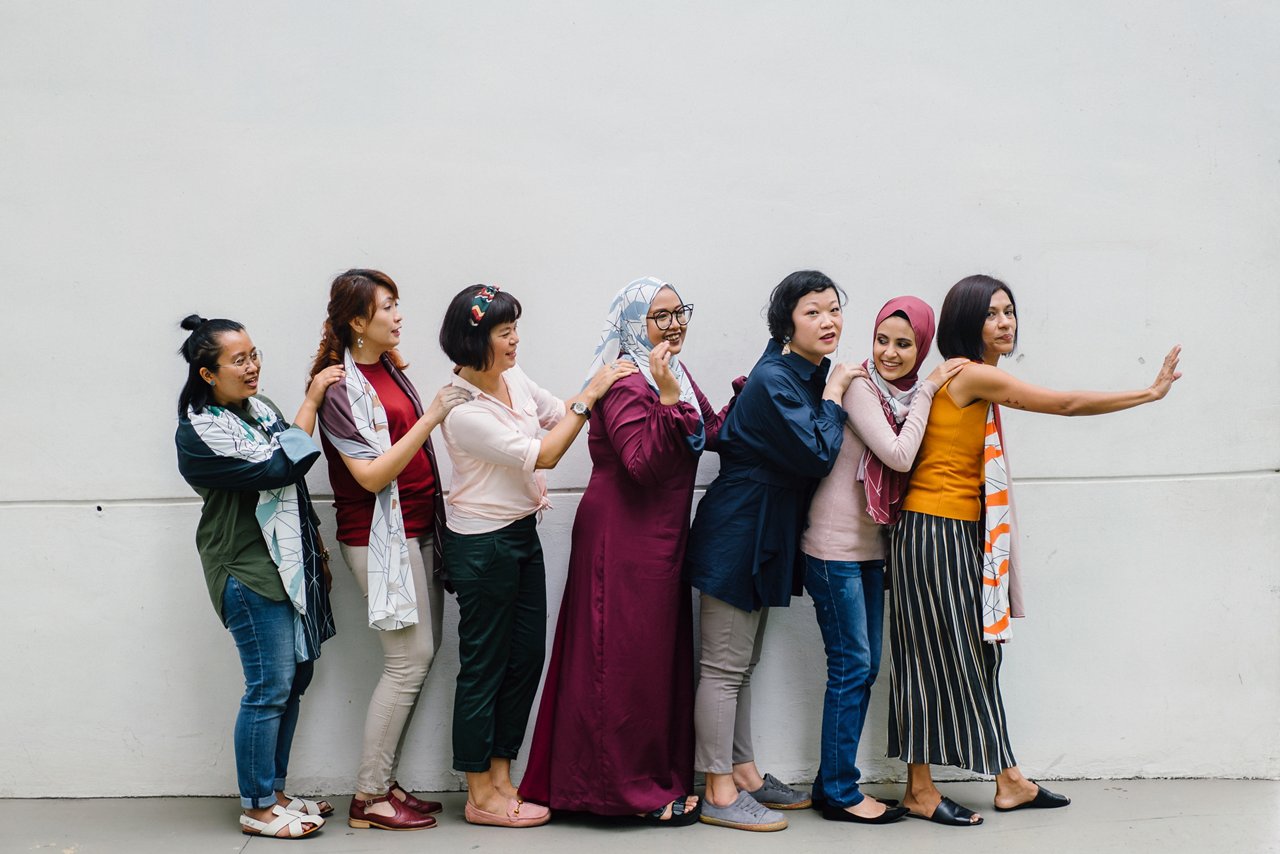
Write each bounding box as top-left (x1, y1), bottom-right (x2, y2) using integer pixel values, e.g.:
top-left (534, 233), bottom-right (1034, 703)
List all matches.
top-left (3, 780), bottom-right (1277, 854)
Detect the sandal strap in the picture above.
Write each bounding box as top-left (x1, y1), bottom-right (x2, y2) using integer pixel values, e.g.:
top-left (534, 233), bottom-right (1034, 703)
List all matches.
top-left (285, 796), bottom-right (325, 816)
top-left (242, 805), bottom-right (321, 837)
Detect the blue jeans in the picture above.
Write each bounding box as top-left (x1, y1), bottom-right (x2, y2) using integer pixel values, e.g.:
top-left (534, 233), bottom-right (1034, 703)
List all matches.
top-left (222, 576), bottom-right (314, 809)
top-left (804, 555), bottom-right (885, 808)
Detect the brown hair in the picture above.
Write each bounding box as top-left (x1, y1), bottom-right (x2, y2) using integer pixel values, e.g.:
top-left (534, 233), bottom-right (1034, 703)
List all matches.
top-left (309, 269), bottom-right (409, 382)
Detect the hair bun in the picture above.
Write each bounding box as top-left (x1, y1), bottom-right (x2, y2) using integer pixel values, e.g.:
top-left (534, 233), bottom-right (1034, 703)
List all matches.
top-left (180, 314), bottom-right (207, 331)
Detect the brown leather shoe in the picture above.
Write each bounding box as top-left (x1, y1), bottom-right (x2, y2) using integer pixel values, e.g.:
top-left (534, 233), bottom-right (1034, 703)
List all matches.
top-left (389, 780), bottom-right (443, 815)
top-left (348, 793), bottom-right (438, 830)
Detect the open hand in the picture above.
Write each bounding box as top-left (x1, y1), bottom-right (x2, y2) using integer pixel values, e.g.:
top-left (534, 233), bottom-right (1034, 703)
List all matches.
top-left (926, 357), bottom-right (970, 387)
top-left (585, 359), bottom-right (640, 403)
top-left (825, 362), bottom-right (864, 399)
top-left (426, 384), bottom-right (473, 424)
top-left (306, 364), bottom-right (346, 405)
top-left (1149, 345), bottom-right (1183, 400)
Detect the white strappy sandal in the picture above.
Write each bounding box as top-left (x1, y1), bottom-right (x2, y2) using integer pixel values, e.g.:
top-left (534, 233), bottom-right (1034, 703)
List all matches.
top-left (284, 796), bottom-right (335, 817)
top-left (240, 805), bottom-right (324, 839)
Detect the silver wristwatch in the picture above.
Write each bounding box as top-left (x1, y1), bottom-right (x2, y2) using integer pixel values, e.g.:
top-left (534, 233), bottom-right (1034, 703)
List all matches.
top-left (570, 401), bottom-right (590, 417)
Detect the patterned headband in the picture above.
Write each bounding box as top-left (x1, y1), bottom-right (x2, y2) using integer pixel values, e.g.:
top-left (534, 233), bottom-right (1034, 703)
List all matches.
top-left (469, 285), bottom-right (501, 326)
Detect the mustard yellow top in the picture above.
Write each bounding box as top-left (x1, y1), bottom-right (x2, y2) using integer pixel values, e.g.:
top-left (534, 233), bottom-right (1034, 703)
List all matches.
top-left (901, 378), bottom-right (988, 522)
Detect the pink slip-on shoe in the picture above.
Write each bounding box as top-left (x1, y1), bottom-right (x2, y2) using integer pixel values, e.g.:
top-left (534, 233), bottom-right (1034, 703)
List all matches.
top-left (463, 796), bottom-right (550, 828)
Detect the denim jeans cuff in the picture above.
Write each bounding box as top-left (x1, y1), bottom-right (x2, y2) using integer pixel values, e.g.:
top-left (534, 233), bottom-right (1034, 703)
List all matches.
top-left (273, 777), bottom-right (286, 792)
top-left (830, 789), bottom-right (865, 808)
top-left (242, 793), bottom-right (276, 809)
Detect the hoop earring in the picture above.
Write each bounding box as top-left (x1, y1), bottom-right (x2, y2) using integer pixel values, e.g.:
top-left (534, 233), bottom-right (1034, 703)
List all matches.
top-left (781, 335), bottom-right (792, 356)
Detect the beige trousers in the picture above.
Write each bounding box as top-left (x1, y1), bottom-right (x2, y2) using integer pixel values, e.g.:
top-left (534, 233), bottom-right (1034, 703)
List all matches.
top-left (340, 537), bottom-right (444, 794)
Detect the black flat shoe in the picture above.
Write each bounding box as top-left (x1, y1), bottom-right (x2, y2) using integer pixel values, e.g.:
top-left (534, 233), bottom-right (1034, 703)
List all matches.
top-left (636, 796), bottom-right (701, 827)
top-left (821, 803), bottom-right (909, 824)
top-left (994, 782), bottom-right (1071, 812)
top-left (906, 797), bottom-right (983, 826)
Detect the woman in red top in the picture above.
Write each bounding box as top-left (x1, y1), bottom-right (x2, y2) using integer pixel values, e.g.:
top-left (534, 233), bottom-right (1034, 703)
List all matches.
top-left (311, 269), bottom-right (471, 830)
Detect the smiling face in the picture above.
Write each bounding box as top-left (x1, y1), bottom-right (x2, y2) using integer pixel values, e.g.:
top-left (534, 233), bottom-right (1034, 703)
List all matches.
top-left (787, 288), bottom-right (843, 364)
top-left (487, 319), bottom-right (519, 371)
top-left (645, 286), bottom-right (687, 354)
top-left (351, 285), bottom-right (402, 355)
top-left (873, 315), bottom-right (918, 381)
top-left (981, 288), bottom-right (1017, 363)
top-left (202, 329), bottom-right (261, 405)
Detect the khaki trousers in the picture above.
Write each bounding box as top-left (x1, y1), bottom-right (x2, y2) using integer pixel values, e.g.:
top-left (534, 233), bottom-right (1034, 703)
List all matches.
top-left (340, 536), bottom-right (443, 793)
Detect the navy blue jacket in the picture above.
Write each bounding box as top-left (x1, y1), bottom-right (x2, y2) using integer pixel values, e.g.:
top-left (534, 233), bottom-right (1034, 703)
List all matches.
top-left (685, 339), bottom-right (846, 611)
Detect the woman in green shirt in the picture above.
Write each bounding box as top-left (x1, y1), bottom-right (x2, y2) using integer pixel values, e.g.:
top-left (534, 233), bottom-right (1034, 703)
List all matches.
top-left (175, 314), bottom-right (343, 839)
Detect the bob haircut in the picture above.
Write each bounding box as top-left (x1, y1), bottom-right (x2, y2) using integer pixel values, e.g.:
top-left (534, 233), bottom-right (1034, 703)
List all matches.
top-left (766, 270), bottom-right (845, 342)
top-left (936, 274), bottom-right (1018, 361)
top-left (439, 285), bottom-right (523, 371)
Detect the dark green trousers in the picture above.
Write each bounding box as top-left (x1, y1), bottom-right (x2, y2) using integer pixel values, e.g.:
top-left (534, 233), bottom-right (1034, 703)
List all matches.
top-left (445, 515), bottom-right (547, 773)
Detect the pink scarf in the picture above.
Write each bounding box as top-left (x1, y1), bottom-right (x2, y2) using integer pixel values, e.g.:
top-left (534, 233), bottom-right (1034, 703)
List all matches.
top-left (859, 297), bottom-right (935, 525)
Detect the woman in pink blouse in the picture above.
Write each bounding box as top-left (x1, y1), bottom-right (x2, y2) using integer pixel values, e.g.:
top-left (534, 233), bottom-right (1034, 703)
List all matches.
top-left (801, 297), bottom-right (965, 826)
top-left (436, 284), bottom-right (636, 828)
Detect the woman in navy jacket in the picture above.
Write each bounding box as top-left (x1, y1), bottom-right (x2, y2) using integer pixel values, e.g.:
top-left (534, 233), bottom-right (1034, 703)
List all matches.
top-left (685, 271), bottom-right (861, 832)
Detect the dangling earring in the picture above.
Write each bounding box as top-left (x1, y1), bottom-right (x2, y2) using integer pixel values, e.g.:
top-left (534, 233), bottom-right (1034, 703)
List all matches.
top-left (356, 336), bottom-right (364, 349)
top-left (781, 335), bottom-right (792, 356)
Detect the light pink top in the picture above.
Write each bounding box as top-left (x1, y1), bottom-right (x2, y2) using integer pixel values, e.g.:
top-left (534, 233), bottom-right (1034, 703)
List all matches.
top-left (801, 376), bottom-right (939, 562)
top-left (440, 364), bottom-right (566, 535)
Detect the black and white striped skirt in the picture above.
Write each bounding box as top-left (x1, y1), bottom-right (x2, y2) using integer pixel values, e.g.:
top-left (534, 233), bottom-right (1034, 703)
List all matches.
top-left (887, 511), bottom-right (1015, 775)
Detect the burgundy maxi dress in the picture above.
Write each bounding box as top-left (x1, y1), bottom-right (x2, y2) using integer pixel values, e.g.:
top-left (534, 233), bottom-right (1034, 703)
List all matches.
top-left (521, 369), bottom-right (728, 814)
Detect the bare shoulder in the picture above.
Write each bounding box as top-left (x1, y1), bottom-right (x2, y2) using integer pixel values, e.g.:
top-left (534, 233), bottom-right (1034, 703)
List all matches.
top-left (947, 362), bottom-right (1007, 406)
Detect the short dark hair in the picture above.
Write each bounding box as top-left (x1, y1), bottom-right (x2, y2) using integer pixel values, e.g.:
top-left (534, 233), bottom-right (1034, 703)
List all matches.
top-left (936, 274), bottom-right (1018, 361)
top-left (439, 285), bottom-right (523, 370)
top-left (177, 314), bottom-right (245, 417)
top-left (766, 270), bottom-right (845, 342)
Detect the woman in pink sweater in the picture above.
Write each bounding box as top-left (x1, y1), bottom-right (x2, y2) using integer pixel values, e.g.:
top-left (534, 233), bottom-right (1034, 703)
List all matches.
top-left (801, 296), bottom-right (965, 826)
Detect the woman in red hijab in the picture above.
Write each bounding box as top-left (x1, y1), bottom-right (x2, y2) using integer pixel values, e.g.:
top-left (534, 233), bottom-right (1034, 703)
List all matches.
top-left (800, 297), bottom-right (966, 826)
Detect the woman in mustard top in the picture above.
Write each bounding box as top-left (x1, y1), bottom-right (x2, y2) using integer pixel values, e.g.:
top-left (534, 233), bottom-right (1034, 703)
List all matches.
top-left (889, 275), bottom-right (1182, 827)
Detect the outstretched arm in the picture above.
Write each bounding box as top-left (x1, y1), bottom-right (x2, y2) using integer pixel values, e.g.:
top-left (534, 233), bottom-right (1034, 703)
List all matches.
top-left (951, 345), bottom-right (1182, 416)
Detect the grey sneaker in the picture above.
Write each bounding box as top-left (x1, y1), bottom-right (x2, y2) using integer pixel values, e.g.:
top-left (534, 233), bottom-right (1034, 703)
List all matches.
top-left (699, 791), bottom-right (788, 831)
top-left (745, 773), bottom-right (813, 810)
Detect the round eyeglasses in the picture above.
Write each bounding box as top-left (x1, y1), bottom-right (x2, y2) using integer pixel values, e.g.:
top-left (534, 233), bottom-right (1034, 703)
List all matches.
top-left (218, 349), bottom-right (263, 371)
top-left (646, 304), bottom-right (694, 330)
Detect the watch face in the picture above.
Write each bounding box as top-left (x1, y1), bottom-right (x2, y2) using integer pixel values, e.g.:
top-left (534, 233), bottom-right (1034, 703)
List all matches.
top-left (571, 401), bottom-right (589, 416)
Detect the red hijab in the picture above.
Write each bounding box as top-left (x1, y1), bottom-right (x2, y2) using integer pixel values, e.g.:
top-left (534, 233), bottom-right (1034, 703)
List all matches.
top-left (859, 296), bottom-right (937, 525)
top-left (874, 296), bottom-right (935, 391)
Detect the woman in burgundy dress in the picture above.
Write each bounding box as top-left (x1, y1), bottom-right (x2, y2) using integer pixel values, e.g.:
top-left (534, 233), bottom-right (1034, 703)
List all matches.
top-left (522, 278), bottom-right (729, 825)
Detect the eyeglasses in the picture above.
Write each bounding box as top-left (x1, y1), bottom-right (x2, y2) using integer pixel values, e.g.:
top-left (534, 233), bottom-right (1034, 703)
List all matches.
top-left (218, 349), bottom-right (263, 371)
top-left (646, 304), bottom-right (694, 330)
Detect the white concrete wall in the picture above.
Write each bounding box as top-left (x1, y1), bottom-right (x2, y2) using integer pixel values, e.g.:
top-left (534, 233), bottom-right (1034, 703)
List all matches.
top-left (1, 1), bottom-right (1275, 796)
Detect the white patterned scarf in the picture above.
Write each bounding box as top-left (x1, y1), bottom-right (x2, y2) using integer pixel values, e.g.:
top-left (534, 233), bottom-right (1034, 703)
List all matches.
top-left (186, 397), bottom-right (314, 658)
top-left (586, 276), bottom-right (700, 413)
top-left (319, 349), bottom-right (419, 630)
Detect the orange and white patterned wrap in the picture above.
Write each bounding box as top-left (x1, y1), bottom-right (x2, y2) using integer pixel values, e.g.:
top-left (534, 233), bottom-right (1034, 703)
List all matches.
top-left (981, 404), bottom-right (1013, 643)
